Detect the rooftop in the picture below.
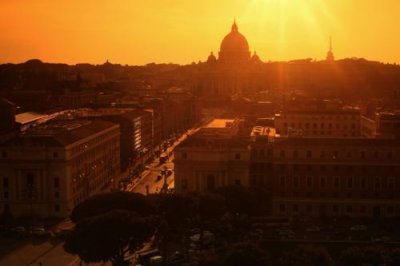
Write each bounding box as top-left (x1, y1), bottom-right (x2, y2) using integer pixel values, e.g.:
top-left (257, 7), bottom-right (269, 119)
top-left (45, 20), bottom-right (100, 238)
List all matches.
top-left (205, 119), bottom-right (236, 128)
top-left (15, 112), bottom-right (47, 125)
top-left (3, 119), bottom-right (118, 147)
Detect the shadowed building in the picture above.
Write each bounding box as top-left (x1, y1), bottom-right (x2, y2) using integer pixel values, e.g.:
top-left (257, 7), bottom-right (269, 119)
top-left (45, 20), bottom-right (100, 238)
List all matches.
top-left (0, 119), bottom-right (120, 218)
top-left (174, 119), bottom-right (250, 192)
top-left (176, 118), bottom-right (400, 218)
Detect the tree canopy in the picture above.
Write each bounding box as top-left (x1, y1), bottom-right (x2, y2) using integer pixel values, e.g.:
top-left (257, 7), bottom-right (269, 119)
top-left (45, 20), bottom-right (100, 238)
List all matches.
top-left (64, 210), bottom-right (155, 265)
top-left (70, 192), bottom-right (154, 223)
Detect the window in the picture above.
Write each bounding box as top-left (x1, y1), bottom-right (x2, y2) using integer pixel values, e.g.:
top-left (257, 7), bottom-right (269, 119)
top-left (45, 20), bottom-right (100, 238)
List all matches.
top-left (320, 177), bottom-right (325, 188)
top-left (280, 176), bottom-right (286, 187)
top-left (235, 153), bottom-right (241, 160)
top-left (361, 178), bottom-right (366, 188)
top-left (27, 173), bottom-right (34, 188)
top-left (54, 178), bottom-right (60, 189)
top-left (307, 176), bottom-right (312, 187)
top-left (207, 175), bottom-right (215, 190)
top-left (348, 177), bottom-right (353, 188)
top-left (347, 205), bottom-right (353, 213)
top-left (334, 177), bottom-right (339, 188)
top-left (294, 176), bottom-right (299, 187)
top-left (3, 178), bottom-right (8, 188)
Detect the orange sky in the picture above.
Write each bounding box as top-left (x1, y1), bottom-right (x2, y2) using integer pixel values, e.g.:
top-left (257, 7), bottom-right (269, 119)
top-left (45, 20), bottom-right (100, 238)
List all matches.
top-left (1, 0), bottom-right (399, 65)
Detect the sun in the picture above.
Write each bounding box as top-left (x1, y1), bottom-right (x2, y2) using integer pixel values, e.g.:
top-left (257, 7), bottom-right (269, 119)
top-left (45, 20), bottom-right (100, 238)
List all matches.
top-left (240, 0), bottom-right (338, 59)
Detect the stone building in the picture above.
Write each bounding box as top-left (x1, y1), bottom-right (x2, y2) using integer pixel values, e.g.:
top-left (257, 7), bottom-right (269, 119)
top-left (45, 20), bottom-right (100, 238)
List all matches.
top-left (0, 119), bottom-right (120, 218)
top-left (174, 119), bottom-right (250, 193)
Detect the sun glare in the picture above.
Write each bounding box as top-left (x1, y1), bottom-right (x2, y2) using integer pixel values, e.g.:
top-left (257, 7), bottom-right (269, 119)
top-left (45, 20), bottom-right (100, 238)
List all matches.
top-left (242, 0), bottom-right (338, 60)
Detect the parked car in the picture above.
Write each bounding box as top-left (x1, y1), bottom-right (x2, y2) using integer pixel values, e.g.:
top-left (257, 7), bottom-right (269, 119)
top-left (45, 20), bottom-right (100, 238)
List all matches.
top-left (11, 226), bottom-right (28, 237)
top-left (306, 226), bottom-right (321, 232)
top-left (350, 225), bottom-right (367, 231)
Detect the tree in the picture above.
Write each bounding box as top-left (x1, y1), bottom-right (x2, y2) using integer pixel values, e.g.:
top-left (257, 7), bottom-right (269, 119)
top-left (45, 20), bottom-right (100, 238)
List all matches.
top-left (70, 192), bottom-right (154, 223)
top-left (64, 210), bottom-right (155, 266)
top-left (277, 245), bottom-right (334, 266)
top-left (149, 194), bottom-right (194, 263)
top-left (222, 242), bottom-right (270, 266)
top-left (340, 246), bottom-right (391, 266)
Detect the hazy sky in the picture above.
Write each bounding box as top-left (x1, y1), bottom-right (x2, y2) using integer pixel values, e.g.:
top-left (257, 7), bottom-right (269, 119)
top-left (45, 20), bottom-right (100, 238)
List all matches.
top-left (1, 0), bottom-right (399, 65)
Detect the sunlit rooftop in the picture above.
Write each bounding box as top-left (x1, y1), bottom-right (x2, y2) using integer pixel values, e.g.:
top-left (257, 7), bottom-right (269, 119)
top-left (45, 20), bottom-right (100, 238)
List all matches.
top-left (205, 119), bottom-right (235, 129)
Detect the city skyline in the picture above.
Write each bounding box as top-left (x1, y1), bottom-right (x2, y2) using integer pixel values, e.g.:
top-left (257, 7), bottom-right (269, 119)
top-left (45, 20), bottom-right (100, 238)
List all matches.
top-left (1, 0), bottom-right (400, 65)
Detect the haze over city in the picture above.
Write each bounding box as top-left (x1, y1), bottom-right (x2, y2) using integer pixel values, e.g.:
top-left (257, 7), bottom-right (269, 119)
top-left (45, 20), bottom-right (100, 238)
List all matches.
top-left (1, 0), bottom-right (400, 65)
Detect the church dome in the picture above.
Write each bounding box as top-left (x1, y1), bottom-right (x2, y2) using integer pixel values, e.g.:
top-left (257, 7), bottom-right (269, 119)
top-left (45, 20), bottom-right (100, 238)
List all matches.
top-left (207, 51), bottom-right (217, 63)
top-left (219, 21), bottom-right (251, 64)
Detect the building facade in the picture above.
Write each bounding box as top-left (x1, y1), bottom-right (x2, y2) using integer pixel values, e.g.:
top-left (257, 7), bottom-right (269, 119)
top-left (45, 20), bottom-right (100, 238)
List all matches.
top-left (0, 119), bottom-right (120, 218)
top-left (174, 119), bottom-right (250, 193)
top-left (275, 107), bottom-right (361, 138)
top-left (250, 136), bottom-right (400, 218)
top-left (175, 119), bottom-right (400, 218)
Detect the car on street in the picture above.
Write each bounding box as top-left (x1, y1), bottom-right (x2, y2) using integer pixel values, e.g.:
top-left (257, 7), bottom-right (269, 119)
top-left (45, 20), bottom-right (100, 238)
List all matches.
top-left (350, 224), bottom-right (367, 231)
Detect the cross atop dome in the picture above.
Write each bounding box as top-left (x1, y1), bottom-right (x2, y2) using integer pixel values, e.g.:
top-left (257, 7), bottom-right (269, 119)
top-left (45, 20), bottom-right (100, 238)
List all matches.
top-left (231, 19), bottom-right (238, 32)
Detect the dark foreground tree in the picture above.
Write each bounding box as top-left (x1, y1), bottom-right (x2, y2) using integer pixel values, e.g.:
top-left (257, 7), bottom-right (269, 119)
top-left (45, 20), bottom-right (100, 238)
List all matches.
top-left (276, 245), bottom-right (334, 266)
top-left (340, 246), bottom-right (391, 266)
top-left (64, 210), bottom-right (155, 266)
top-left (70, 192), bottom-right (154, 223)
top-left (222, 242), bottom-right (270, 266)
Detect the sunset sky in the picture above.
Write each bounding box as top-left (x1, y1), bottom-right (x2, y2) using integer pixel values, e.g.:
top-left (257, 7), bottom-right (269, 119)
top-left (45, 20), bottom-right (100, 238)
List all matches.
top-left (1, 0), bottom-right (399, 65)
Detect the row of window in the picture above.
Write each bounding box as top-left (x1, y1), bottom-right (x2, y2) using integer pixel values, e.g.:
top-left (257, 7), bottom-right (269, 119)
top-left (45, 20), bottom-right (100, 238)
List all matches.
top-left (278, 203), bottom-right (395, 216)
top-left (280, 114), bottom-right (358, 120)
top-left (252, 164), bottom-right (399, 173)
top-left (180, 152), bottom-right (242, 160)
top-left (277, 176), bottom-right (397, 189)
top-left (281, 122), bottom-right (358, 130)
top-left (277, 150), bottom-right (394, 160)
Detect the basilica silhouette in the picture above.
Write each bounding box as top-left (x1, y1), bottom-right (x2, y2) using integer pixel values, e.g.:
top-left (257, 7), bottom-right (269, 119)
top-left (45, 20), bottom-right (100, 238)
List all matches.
top-left (195, 21), bottom-right (267, 105)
